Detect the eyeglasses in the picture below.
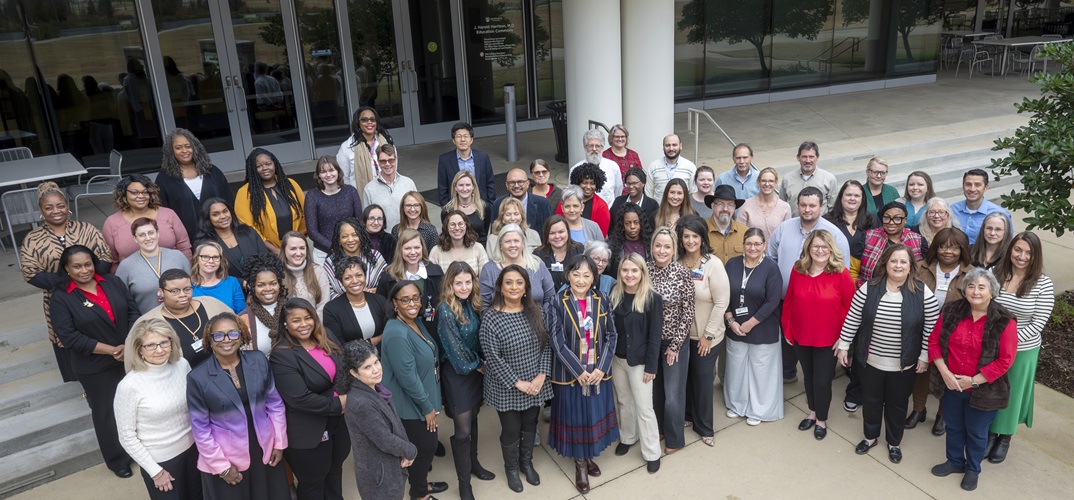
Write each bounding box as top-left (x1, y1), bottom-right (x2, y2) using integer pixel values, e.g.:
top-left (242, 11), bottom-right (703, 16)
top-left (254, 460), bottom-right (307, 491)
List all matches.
top-left (453, 134), bottom-right (472, 140)
top-left (198, 255), bottom-right (221, 262)
top-left (531, 169), bottom-right (549, 176)
top-left (359, 117), bottom-right (376, 123)
top-left (164, 286), bottom-right (194, 295)
top-left (211, 330), bottom-right (242, 342)
top-left (379, 158), bottom-right (397, 165)
top-left (448, 222), bottom-right (467, 229)
top-left (926, 210), bottom-right (947, 217)
top-left (140, 341), bottom-right (171, 352)
top-left (882, 216), bottom-right (906, 224)
top-left (506, 180), bottom-right (527, 186)
top-left (590, 257), bottom-right (608, 265)
top-left (366, 216), bottom-right (384, 223)
top-left (810, 245), bottom-right (830, 252)
top-left (404, 203), bottom-right (421, 209)
top-left (135, 230), bottom-right (158, 239)
top-left (394, 296), bottom-right (422, 305)
top-left (744, 242), bottom-right (765, 248)
top-left (127, 189), bottom-right (150, 197)
top-left (712, 201), bottom-right (737, 209)
top-left (868, 169), bottom-right (888, 177)
top-left (625, 180), bottom-right (641, 187)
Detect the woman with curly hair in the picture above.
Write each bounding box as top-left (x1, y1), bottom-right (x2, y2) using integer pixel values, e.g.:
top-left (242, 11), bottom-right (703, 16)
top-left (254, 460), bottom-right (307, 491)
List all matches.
top-left (336, 106), bottom-right (395, 193)
top-left (195, 197), bottom-right (270, 283)
top-left (429, 210), bottom-right (489, 272)
top-left (239, 253), bottom-right (289, 355)
top-left (102, 174), bottom-right (191, 271)
top-left (557, 162), bottom-right (611, 236)
top-left (234, 148), bottom-right (306, 253)
top-left (606, 203), bottom-right (653, 277)
top-left (155, 128), bottom-right (234, 240)
top-left (323, 217), bottom-right (388, 296)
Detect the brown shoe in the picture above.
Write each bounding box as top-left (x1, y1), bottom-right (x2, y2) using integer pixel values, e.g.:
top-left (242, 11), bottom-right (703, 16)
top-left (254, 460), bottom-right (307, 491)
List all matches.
top-left (586, 458), bottom-right (601, 477)
top-left (573, 459), bottom-right (590, 494)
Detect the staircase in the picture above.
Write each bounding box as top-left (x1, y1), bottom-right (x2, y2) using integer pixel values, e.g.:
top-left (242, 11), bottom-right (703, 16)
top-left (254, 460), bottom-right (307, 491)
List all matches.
top-left (0, 295), bottom-right (100, 499)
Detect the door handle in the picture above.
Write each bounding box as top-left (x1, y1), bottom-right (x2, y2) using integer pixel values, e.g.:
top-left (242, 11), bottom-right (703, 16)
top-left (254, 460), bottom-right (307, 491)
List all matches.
top-left (223, 76), bottom-right (234, 112)
top-left (408, 61), bottom-right (418, 92)
top-left (399, 60), bottom-right (408, 93)
top-left (233, 75), bottom-right (248, 111)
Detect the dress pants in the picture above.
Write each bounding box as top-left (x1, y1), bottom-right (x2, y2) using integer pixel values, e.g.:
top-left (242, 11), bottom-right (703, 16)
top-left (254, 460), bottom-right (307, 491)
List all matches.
top-left (653, 343), bottom-right (690, 449)
top-left (79, 365), bottom-right (131, 471)
top-left (401, 418), bottom-right (440, 498)
top-left (859, 364), bottom-right (916, 446)
top-left (794, 344), bottom-right (837, 421)
top-left (941, 389), bottom-right (998, 473)
top-left (610, 357), bottom-right (661, 461)
top-left (782, 337), bottom-right (799, 380)
top-left (844, 362), bottom-right (863, 406)
top-left (911, 365), bottom-right (941, 413)
top-left (283, 416), bottom-right (350, 500)
top-left (139, 444), bottom-right (202, 500)
top-left (724, 340), bottom-right (783, 422)
top-left (684, 339), bottom-right (718, 438)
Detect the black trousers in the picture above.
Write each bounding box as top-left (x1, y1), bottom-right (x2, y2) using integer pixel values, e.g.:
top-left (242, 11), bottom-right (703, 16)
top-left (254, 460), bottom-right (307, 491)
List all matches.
top-left (794, 344), bottom-right (837, 422)
top-left (844, 361), bottom-right (863, 406)
top-left (79, 365), bottom-right (130, 471)
top-left (401, 418), bottom-right (440, 498)
top-left (138, 444), bottom-right (202, 500)
top-left (684, 339), bottom-right (719, 438)
top-left (496, 406), bottom-right (540, 445)
top-left (860, 364), bottom-right (917, 446)
top-left (782, 338), bottom-right (799, 380)
top-left (283, 417), bottom-right (350, 500)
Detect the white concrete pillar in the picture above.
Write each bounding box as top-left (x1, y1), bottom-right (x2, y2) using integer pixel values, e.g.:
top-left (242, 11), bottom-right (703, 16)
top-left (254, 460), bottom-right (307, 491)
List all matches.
top-left (621, 0), bottom-right (675, 167)
top-left (563, 0), bottom-right (622, 166)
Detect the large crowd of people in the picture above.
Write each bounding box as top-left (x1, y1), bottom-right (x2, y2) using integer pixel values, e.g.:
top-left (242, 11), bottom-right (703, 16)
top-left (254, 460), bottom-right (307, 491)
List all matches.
top-left (18, 117), bottom-right (1054, 498)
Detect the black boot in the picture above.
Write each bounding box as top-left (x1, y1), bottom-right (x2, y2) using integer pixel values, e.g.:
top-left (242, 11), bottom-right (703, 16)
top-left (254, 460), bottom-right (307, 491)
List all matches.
top-left (500, 440), bottom-right (523, 493)
top-left (986, 432), bottom-right (998, 457)
top-left (470, 422), bottom-right (495, 480)
top-left (451, 436), bottom-right (476, 500)
top-left (518, 431), bottom-right (541, 486)
top-left (989, 434), bottom-right (1012, 463)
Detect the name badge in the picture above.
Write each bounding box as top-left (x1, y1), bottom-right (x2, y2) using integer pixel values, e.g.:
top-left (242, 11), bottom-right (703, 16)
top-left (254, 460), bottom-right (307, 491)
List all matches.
top-left (424, 305), bottom-right (436, 322)
top-left (735, 307), bottom-right (749, 317)
top-left (581, 316), bottom-right (593, 332)
top-left (321, 431), bottom-right (329, 442)
top-left (550, 262), bottom-right (564, 272)
top-left (690, 268), bottom-right (704, 281)
top-left (191, 339), bottom-right (203, 352)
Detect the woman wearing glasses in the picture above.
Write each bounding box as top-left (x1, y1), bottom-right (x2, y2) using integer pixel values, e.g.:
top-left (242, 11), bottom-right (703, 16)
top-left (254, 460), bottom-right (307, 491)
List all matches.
top-left (857, 201), bottom-right (925, 286)
top-left (863, 158), bottom-right (899, 218)
top-left (191, 241), bottom-right (246, 313)
top-left (102, 174), bottom-right (191, 271)
top-left (135, 268), bottom-right (232, 368)
top-left (337, 107), bottom-right (394, 194)
top-left (530, 159), bottom-right (563, 213)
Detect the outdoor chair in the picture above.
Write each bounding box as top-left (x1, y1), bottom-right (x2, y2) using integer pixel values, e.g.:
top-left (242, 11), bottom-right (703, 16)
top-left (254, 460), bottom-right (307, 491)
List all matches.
top-left (969, 50), bottom-right (995, 78)
top-left (0, 147), bottom-right (32, 162)
top-left (2, 187), bottom-right (40, 265)
top-left (68, 149), bottom-right (123, 221)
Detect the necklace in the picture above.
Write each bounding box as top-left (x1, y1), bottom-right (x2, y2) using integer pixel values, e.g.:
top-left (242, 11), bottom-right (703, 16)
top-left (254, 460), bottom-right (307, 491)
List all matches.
top-left (349, 296), bottom-right (368, 308)
top-left (46, 224), bottom-right (67, 244)
top-left (224, 367), bottom-right (241, 389)
top-left (164, 303), bottom-right (202, 341)
top-left (140, 251), bottom-right (162, 278)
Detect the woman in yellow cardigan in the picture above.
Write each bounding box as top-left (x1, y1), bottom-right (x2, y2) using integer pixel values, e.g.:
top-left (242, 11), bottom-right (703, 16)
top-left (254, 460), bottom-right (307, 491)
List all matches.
top-left (235, 148), bottom-right (307, 253)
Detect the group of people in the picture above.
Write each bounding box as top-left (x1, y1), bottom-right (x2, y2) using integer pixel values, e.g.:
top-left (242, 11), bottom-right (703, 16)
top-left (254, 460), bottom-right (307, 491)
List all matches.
top-left (18, 115), bottom-right (1053, 499)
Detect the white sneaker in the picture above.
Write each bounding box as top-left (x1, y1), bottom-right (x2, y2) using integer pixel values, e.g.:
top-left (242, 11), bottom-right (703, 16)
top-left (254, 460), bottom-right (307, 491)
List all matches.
top-left (746, 418), bottom-right (762, 426)
top-left (726, 409), bottom-right (740, 418)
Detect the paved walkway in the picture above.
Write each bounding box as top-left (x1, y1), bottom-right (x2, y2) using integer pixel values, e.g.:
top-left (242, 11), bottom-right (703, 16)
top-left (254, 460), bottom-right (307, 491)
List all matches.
top-left (8, 70), bottom-right (1074, 499)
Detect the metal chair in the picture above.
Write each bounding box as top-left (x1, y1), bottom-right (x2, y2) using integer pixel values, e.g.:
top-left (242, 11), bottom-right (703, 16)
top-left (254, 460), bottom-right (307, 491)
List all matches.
top-left (0, 147), bottom-right (32, 162)
top-left (969, 50), bottom-right (995, 78)
top-left (1010, 45), bottom-right (1044, 76)
top-left (69, 149), bottom-right (123, 220)
top-left (2, 187), bottom-right (41, 266)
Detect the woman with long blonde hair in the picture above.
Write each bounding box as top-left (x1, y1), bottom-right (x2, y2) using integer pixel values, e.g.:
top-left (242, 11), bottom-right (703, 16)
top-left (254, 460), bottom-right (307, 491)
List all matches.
top-left (445, 170), bottom-right (492, 244)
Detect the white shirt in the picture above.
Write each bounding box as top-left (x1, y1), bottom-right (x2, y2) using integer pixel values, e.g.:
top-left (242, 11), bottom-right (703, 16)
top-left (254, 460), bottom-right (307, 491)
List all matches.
top-left (570, 158), bottom-right (624, 207)
top-left (254, 302), bottom-right (277, 357)
top-left (183, 175), bottom-right (204, 200)
top-left (645, 156), bottom-right (697, 200)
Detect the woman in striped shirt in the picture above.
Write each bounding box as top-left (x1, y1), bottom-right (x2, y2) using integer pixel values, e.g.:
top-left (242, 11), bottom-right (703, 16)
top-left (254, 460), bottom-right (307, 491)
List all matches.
top-left (987, 231), bottom-right (1054, 463)
top-left (837, 244), bottom-right (940, 464)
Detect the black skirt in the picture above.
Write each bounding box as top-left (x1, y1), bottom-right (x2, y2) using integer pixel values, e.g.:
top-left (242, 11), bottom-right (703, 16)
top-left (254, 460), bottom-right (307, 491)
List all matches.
top-left (441, 363), bottom-right (484, 415)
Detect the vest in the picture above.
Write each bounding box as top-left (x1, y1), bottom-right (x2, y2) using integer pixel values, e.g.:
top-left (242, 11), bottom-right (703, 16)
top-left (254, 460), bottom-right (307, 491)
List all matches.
top-left (854, 280), bottom-right (925, 369)
top-left (929, 299), bottom-right (1014, 411)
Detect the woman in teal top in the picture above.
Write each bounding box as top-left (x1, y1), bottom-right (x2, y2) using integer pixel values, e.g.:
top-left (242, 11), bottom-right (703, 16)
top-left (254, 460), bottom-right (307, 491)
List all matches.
top-left (436, 262), bottom-right (495, 499)
top-left (381, 280), bottom-right (447, 500)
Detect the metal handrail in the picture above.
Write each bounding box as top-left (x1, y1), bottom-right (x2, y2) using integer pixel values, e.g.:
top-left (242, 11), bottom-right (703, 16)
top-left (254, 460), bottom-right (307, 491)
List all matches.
top-left (686, 108), bottom-right (735, 165)
top-left (588, 120), bottom-right (610, 135)
top-left (809, 37), bottom-right (861, 72)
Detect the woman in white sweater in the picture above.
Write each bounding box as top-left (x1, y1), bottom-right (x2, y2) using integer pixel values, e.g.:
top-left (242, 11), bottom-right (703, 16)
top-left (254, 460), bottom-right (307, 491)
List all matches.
top-left (114, 318), bottom-right (200, 499)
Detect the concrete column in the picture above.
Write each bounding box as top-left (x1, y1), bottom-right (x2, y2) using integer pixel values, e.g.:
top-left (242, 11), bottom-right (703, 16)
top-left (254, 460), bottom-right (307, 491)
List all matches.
top-left (621, 0), bottom-right (674, 167)
top-left (563, 0), bottom-right (622, 166)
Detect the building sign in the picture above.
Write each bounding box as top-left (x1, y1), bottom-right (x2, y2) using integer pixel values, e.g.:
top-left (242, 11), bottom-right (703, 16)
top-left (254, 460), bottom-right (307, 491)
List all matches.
top-left (473, 16), bottom-right (515, 62)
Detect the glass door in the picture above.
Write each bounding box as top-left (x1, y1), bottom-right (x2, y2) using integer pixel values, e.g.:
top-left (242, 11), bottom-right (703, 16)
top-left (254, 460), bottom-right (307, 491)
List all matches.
top-left (144, 0), bottom-right (312, 170)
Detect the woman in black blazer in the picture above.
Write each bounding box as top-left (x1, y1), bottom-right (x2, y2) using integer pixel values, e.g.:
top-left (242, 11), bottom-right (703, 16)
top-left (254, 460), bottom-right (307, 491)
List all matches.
top-left (322, 257), bottom-right (391, 346)
top-left (375, 228), bottom-right (445, 342)
top-left (157, 128), bottom-right (235, 240)
top-left (49, 245), bottom-right (140, 478)
top-left (270, 298), bottom-right (351, 500)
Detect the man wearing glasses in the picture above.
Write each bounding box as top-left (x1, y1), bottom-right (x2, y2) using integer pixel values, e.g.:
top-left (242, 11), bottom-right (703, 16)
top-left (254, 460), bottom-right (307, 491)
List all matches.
top-left (571, 128), bottom-right (624, 206)
top-left (705, 185), bottom-right (749, 264)
top-left (863, 157), bottom-right (899, 218)
top-left (363, 144), bottom-right (417, 229)
top-left (491, 167), bottom-right (553, 234)
top-left (436, 122), bottom-right (497, 205)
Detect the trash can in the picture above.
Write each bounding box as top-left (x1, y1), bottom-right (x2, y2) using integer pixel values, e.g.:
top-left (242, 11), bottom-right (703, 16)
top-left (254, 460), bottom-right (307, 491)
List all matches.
top-left (547, 100), bottom-right (568, 163)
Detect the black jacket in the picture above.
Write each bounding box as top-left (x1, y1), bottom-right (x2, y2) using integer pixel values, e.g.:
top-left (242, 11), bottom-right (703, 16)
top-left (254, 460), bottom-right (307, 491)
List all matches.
top-left (375, 263), bottom-right (444, 341)
top-left (269, 336), bottom-right (347, 449)
top-left (49, 274), bottom-right (140, 374)
top-left (157, 165), bottom-right (235, 241)
top-left (613, 292), bottom-right (664, 374)
top-left (322, 292), bottom-right (391, 344)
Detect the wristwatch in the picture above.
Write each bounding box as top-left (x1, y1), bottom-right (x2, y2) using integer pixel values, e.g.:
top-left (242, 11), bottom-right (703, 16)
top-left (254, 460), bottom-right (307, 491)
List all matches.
top-left (724, 317), bottom-right (734, 326)
top-left (971, 381), bottom-right (980, 389)
top-left (704, 334), bottom-right (716, 341)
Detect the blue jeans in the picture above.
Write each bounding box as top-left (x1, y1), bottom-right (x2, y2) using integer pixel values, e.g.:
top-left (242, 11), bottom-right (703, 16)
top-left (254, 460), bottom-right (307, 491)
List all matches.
top-left (942, 389), bottom-right (998, 473)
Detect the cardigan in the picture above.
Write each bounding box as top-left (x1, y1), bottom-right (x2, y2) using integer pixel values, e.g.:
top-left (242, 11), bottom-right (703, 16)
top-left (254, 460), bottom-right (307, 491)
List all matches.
top-left (391, 220), bottom-right (439, 252)
top-left (234, 178), bottom-right (307, 248)
top-left (724, 256), bottom-right (782, 345)
top-left (156, 165), bottom-right (234, 242)
top-left (49, 274), bottom-right (141, 374)
top-left (864, 183), bottom-right (900, 217)
top-left (428, 243), bottom-right (489, 273)
top-left (345, 381), bottom-right (418, 500)
top-left (303, 185), bottom-right (363, 253)
top-left (781, 268), bottom-right (855, 347)
top-left (547, 288), bottom-right (616, 385)
top-left (322, 291), bottom-right (392, 343)
top-left (685, 256), bottom-right (731, 343)
top-left (102, 207), bottom-right (192, 272)
top-left (380, 318), bottom-right (441, 420)
top-left (114, 359), bottom-right (195, 478)
top-left (114, 248), bottom-right (191, 314)
top-left (437, 301), bottom-right (483, 374)
top-left (735, 195), bottom-right (792, 240)
top-left (929, 300), bottom-right (1018, 410)
top-left (612, 293), bottom-right (663, 373)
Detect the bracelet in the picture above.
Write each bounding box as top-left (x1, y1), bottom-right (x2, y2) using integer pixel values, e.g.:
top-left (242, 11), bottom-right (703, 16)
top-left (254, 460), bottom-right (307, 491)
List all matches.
top-left (219, 467), bottom-right (232, 478)
top-left (152, 470), bottom-right (165, 480)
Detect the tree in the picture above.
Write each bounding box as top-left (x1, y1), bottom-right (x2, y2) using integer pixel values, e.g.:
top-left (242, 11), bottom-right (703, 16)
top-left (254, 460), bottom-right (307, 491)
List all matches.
top-left (991, 42), bottom-right (1074, 237)
top-left (98, 0), bottom-right (114, 18)
top-left (677, 0), bottom-right (834, 74)
top-left (842, 0), bottom-right (943, 60)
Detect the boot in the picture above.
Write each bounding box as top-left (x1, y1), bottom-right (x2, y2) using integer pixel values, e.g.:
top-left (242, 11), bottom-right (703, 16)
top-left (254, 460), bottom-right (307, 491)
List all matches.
top-left (469, 421), bottom-right (495, 480)
top-left (989, 434), bottom-right (1012, 463)
top-left (573, 459), bottom-right (590, 494)
top-left (985, 432), bottom-right (998, 458)
top-left (518, 431), bottom-right (541, 486)
top-left (499, 440), bottom-right (523, 493)
top-left (450, 436), bottom-right (475, 500)
top-left (586, 458), bottom-right (601, 477)
top-left (931, 410), bottom-right (946, 436)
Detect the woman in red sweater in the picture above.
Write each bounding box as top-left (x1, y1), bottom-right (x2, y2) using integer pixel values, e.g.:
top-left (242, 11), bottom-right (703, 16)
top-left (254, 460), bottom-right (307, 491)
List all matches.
top-left (781, 229), bottom-right (856, 440)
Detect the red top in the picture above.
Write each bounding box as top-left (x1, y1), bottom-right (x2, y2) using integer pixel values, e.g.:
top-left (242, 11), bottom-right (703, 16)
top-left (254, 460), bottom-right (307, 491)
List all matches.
top-left (928, 314), bottom-right (1018, 383)
top-left (602, 148), bottom-right (642, 195)
top-left (556, 195), bottom-right (611, 237)
top-left (781, 268), bottom-right (855, 347)
top-left (67, 274), bottom-right (115, 323)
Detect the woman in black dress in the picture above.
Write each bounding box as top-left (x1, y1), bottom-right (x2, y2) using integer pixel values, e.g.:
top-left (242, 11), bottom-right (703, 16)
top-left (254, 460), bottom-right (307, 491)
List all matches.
top-left (156, 128), bottom-right (235, 240)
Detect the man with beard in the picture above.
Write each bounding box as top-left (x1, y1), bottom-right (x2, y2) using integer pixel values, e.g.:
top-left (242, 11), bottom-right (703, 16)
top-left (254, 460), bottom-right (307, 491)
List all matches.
top-left (705, 185), bottom-right (748, 264)
top-left (570, 129), bottom-right (623, 206)
top-left (645, 133), bottom-right (697, 202)
top-left (490, 167), bottom-right (553, 233)
top-left (779, 141), bottom-right (837, 217)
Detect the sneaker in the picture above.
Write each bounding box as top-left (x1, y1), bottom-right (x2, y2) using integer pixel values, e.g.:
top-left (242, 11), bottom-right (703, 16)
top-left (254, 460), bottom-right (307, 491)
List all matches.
top-left (746, 417), bottom-right (761, 426)
top-left (726, 409), bottom-right (740, 418)
top-left (843, 401), bottom-right (859, 412)
top-left (931, 461), bottom-right (965, 477)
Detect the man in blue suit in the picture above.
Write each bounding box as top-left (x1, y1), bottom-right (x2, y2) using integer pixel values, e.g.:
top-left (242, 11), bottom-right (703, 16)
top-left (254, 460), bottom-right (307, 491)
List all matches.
top-left (491, 168), bottom-right (552, 233)
top-left (437, 122), bottom-right (497, 206)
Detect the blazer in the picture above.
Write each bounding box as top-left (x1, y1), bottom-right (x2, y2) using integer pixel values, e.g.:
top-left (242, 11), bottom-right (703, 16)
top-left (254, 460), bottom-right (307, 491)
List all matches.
top-left (547, 288), bottom-right (617, 385)
top-left (234, 178), bottom-right (307, 248)
top-left (613, 292), bottom-right (663, 374)
top-left (380, 319), bottom-right (441, 420)
top-left (437, 149), bottom-right (497, 205)
top-left (50, 274), bottom-right (141, 375)
top-left (609, 194), bottom-right (659, 227)
top-left (269, 339), bottom-right (345, 449)
top-left (186, 350), bottom-right (288, 474)
top-left (491, 194), bottom-right (552, 237)
top-left (322, 292), bottom-right (392, 344)
top-left (345, 381), bottom-right (417, 500)
top-left (157, 165), bottom-right (235, 242)
top-left (374, 263), bottom-right (445, 338)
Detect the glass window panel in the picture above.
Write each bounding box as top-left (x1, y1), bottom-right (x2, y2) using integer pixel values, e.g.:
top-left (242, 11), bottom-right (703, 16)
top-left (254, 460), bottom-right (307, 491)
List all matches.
top-left (830, 0), bottom-right (884, 82)
top-left (886, 0), bottom-right (943, 75)
top-left (231, 1), bottom-right (302, 148)
top-left (347, 0), bottom-right (403, 129)
top-left (674, 0), bottom-right (705, 100)
top-left (693, 0), bottom-right (772, 96)
top-left (533, 0), bottom-right (564, 117)
top-left (294, 0), bottom-right (351, 147)
top-left (769, 0), bottom-right (837, 89)
top-left (0, 12), bottom-right (58, 156)
top-left (461, 0), bottom-right (528, 125)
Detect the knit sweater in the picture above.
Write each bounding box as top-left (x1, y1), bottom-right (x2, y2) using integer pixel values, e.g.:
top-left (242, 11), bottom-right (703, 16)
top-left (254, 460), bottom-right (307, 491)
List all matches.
top-left (304, 186), bottom-right (364, 253)
top-left (113, 359), bottom-right (195, 478)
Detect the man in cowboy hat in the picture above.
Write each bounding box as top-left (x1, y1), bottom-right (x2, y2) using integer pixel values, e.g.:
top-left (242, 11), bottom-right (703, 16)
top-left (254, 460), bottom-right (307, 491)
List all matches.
top-left (706, 184), bottom-right (748, 264)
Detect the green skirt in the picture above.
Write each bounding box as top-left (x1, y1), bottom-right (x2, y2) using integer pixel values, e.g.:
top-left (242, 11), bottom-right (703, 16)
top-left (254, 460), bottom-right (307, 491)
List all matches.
top-left (990, 346), bottom-right (1039, 435)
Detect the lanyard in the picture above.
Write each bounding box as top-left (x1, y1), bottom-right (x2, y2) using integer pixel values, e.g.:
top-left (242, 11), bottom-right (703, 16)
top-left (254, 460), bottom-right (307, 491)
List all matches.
top-left (740, 257), bottom-right (762, 304)
top-left (140, 251), bottom-right (162, 278)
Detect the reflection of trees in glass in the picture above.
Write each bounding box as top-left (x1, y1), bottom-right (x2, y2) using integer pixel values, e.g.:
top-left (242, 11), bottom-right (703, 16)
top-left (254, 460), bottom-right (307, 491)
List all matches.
top-left (677, 0), bottom-right (834, 73)
top-left (843, 0), bottom-right (942, 60)
top-left (349, 0), bottom-right (397, 88)
top-left (260, 8), bottom-right (340, 59)
top-left (484, 2), bottom-right (524, 68)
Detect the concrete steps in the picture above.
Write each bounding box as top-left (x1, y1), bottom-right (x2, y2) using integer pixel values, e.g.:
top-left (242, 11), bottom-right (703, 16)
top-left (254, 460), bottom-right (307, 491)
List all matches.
top-left (0, 429), bottom-right (102, 498)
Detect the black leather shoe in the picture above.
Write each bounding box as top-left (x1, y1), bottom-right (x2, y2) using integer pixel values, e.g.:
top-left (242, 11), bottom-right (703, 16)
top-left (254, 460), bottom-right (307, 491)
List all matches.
top-left (931, 461), bottom-right (965, 477)
top-left (647, 459), bottom-right (660, 474)
top-left (615, 443), bottom-right (632, 456)
top-left (112, 467), bottom-right (133, 478)
top-left (798, 418), bottom-right (816, 431)
top-left (961, 470), bottom-right (979, 491)
top-left (989, 434), bottom-right (1011, 463)
top-left (435, 441), bottom-right (447, 457)
top-left (814, 425), bottom-right (827, 440)
top-left (428, 482), bottom-right (449, 494)
top-left (888, 446), bottom-right (902, 464)
top-left (904, 410), bottom-right (926, 429)
top-left (855, 439), bottom-right (878, 455)
top-left (931, 413), bottom-right (946, 436)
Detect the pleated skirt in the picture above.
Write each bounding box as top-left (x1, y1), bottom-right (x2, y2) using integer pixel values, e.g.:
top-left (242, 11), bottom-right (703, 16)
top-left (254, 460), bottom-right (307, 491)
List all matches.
top-left (990, 346), bottom-right (1039, 434)
top-left (548, 381), bottom-right (619, 459)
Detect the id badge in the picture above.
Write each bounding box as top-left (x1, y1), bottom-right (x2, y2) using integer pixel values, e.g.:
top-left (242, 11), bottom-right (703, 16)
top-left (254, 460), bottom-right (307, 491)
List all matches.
top-left (424, 305), bottom-right (436, 322)
top-left (550, 262), bottom-right (564, 272)
top-left (191, 339), bottom-right (203, 352)
top-left (581, 316), bottom-right (593, 332)
top-left (321, 431), bottom-right (329, 442)
top-left (735, 307), bottom-right (749, 317)
top-left (690, 268), bottom-right (704, 281)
